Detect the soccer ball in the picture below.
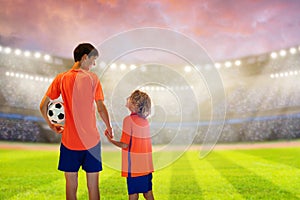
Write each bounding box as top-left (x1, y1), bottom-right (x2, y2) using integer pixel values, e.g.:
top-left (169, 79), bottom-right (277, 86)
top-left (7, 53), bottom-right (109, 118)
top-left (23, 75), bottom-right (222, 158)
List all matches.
top-left (47, 101), bottom-right (65, 124)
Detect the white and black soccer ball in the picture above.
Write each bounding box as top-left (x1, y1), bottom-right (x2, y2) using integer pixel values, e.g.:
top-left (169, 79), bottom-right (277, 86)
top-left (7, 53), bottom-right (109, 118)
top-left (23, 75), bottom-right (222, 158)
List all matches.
top-left (47, 101), bottom-right (65, 124)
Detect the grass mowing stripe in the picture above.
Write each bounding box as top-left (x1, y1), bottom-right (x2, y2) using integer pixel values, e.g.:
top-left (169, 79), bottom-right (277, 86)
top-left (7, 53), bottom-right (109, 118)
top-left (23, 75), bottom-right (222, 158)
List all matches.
top-left (153, 165), bottom-right (172, 200)
top-left (0, 150), bottom-right (61, 200)
top-left (168, 152), bottom-right (203, 200)
top-left (8, 178), bottom-right (65, 200)
top-left (219, 150), bottom-right (300, 198)
top-left (99, 168), bottom-right (127, 200)
top-left (207, 151), bottom-right (297, 200)
top-left (187, 151), bottom-right (244, 200)
top-left (1, 146), bottom-right (300, 199)
top-left (238, 148), bottom-right (300, 169)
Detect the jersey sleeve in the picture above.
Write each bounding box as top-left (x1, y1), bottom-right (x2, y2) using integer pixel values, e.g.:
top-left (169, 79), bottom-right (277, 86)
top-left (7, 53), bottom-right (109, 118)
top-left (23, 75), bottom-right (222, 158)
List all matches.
top-left (120, 116), bottom-right (132, 145)
top-left (94, 76), bottom-right (104, 101)
top-left (46, 74), bottom-right (62, 100)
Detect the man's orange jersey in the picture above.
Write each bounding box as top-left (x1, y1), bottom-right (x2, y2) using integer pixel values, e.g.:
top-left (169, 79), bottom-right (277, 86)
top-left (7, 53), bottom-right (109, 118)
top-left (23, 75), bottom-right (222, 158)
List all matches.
top-left (46, 68), bottom-right (104, 150)
top-left (121, 113), bottom-right (154, 177)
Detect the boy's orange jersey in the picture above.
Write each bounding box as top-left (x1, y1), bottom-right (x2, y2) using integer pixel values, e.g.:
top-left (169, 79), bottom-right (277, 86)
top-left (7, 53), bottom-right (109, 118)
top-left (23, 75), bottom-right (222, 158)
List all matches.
top-left (121, 113), bottom-right (154, 177)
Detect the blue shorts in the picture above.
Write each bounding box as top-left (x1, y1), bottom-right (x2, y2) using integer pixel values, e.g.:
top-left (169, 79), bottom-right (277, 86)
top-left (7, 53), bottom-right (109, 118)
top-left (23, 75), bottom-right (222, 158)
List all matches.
top-left (58, 142), bottom-right (102, 173)
top-left (127, 173), bottom-right (153, 195)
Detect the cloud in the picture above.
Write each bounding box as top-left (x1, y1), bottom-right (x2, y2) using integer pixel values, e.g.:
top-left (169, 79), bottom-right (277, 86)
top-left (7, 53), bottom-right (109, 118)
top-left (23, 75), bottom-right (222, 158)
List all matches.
top-left (0, 0), bottom-right (300, 60)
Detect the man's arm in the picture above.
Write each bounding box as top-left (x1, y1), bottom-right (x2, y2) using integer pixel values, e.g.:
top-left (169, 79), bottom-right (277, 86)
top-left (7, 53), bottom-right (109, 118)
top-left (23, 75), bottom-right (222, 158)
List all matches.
top-left (96, 100), bottom-right (113, 138)
top-left (40, 95), bottom-right (64, 133)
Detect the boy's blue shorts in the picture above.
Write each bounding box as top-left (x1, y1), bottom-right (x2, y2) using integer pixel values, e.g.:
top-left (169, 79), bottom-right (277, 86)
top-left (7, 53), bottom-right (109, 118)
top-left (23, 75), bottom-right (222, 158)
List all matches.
top-left (58, 142), bottom-right (102, 173)
top-left (127, 173), bottom-right (153, 195)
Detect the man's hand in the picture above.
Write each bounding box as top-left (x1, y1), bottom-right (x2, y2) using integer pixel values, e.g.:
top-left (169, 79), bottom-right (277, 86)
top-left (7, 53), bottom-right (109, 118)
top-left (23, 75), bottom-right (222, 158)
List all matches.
top-left (49, 123), bottom-right (64, 134)
top-left (105, 127), bottom-right (113, 139)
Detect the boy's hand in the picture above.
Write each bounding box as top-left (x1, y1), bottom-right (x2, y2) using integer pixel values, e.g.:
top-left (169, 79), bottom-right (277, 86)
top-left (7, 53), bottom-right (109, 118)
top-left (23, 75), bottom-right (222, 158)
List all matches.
top-left (105, 134), bottom-right (113, 142)
top-left (49, 123), bottom-right (64, 134)
top-left (105, 127), bottom-right (113, 139)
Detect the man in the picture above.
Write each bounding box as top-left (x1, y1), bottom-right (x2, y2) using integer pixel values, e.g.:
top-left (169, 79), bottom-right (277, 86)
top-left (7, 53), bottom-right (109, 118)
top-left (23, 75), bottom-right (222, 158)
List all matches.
top-left (40, 43), bottom-right (112, 200)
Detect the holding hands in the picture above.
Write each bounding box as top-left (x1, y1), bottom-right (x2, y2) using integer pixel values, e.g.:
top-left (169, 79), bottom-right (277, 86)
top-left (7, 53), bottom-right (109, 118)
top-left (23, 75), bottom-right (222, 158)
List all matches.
top-left (105, 127), bottom-right (113, 140)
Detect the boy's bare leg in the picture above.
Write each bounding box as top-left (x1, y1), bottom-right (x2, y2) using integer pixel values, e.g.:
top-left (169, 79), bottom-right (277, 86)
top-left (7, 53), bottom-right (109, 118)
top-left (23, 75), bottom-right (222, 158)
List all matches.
top-left (143, 190), bottom-right (154, 200)
top-left (86, 172), bottom-right (100, 200)
top-left (65, 172), bottom-right (78, 200)
top-left (129, 193), bottom-right (139, 200)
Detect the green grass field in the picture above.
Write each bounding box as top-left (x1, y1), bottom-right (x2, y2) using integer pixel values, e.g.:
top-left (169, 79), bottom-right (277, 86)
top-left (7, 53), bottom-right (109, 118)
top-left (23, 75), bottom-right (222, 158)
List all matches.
top-left (1, 144), bottom-right (300, 200)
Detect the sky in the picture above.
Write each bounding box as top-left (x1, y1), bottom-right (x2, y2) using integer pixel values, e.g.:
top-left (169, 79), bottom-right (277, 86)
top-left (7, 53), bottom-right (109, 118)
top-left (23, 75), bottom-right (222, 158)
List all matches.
top-left (0, 0), bottom-right (300, 62)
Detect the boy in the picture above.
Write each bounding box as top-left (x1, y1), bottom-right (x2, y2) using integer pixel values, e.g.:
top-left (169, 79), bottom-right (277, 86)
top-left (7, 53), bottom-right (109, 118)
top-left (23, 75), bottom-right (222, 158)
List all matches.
top-left (106, 90), bottom-right (154, 200)
top-left (40, 43), bottom-right (112, 200)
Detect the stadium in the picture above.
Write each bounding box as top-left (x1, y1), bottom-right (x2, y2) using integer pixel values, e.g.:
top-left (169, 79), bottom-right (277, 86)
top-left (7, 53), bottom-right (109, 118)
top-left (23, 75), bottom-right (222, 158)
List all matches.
top-left (1, 1), bottom-right (300, 199)
top-left (1, 43), bottom-right (300, 144)
top-left (1, 41), bottom-right (300, 199)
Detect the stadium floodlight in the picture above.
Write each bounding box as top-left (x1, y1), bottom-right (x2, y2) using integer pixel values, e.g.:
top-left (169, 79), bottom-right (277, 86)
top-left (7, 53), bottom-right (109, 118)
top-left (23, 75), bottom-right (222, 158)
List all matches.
top-left (25, 74), bottom-right (29, 79)
top-left (20, 74), bottom-right (24, 78)
top-left (270, 52), bottom-right (277, 59)
top-left (4, 47), bottom-right (12, 54)
top-left (275, 73), bottom-right (279, 78)
top-left (120, 63), bottom-right (127, 71)
top-left (284, 72), bottom-right (288, 77)
top-left (270, 74), bottom-right (275, 78)
top-left (235, 60), bottom-right (241, 66)
top-left (214, 63), bottom-right (221, 69)
top-left (279, 73), bottom-right (284, 77)
top-left (110, 63), bottom-right (117, 70)
top-left (14, 49), bottom-right (22, 56)
top-left (289, 47), bottom-right (297, 54)
top-left (44, 54), bottom-right (51, 61)
top-left (24, 51), bottom-right (31, 57)
top-left (295, 71), bottom-right (298, 75)
top-left (279, 50), bottom-right (287, 57)
top-left (289, 71), bottom-right (294, 76)
top-left (225, 61), bottom-right (232, 68)
top-left (184, 65), bottom-right (191, 72)
top-left (34, 52), bottom-right (41, 58)
top-left (129, 64), bottom-right (137, 70)
top-left (5, 71), bottom-right (9, 76)
top-left (10, 72), bottom-right (14, 77)
top-left (30, 76), bottom-right (34, 80)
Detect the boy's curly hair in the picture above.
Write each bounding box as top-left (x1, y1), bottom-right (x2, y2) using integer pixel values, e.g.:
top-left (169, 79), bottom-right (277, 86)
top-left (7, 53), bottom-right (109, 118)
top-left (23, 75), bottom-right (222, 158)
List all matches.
top-left (129, 90), bottom-right (151, 119)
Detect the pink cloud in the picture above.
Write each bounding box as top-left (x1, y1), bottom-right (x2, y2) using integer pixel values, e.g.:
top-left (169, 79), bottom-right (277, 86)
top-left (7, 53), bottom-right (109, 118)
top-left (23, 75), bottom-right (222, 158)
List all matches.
top-left (0, 0), bottom-right (300, 61)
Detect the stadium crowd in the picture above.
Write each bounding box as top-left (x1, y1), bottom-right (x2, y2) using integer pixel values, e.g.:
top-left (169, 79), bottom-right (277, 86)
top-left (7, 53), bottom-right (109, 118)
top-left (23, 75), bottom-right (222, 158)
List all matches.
top-left (226, 78), bottom-right (300, 114)
top-left (0, 118), bottom-right (40, 142)
top-left (1, 45), bottom-right (300, 143)
top-left (217, 116), bottom-right (300, 142)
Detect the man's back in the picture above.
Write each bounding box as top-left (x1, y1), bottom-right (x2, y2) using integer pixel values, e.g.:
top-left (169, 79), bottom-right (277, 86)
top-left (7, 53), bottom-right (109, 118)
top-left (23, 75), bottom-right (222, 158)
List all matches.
top-left (47, 68), bottom-right (103, 150)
